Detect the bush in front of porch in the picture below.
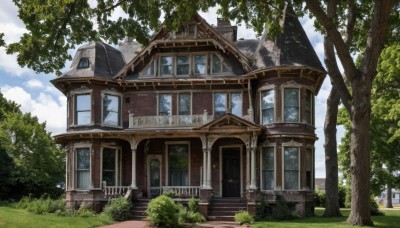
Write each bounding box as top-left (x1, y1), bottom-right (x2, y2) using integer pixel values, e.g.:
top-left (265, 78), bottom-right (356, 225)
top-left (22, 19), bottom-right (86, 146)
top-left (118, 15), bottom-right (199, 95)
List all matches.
top-left (103, 197), bottom-right (132, 221)
top-left (146, 195), bottom-right (179, 227)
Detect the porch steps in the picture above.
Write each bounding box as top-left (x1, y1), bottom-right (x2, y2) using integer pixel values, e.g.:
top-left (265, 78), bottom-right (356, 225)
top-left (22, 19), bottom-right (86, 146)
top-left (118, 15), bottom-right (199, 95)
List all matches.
top-left (207, 198), bottom-right (247, 221)
top-left (131, 199), bottom-right (149, 220)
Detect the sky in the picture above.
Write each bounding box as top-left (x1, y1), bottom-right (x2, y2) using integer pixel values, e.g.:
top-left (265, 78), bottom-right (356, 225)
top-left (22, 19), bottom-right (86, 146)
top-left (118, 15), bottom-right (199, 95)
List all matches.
top-left (0, 2), bottom-right (345, 178)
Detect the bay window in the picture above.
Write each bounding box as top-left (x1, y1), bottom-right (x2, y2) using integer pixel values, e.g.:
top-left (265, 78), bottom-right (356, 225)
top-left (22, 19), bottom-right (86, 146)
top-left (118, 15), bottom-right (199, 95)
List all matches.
top-left (284, 147), bottom-right (299, 190)
top-left (306, 90), bottom-right (314, 125)
top-left (75, 94), bottom-right (91, 125)
top-left (284, 88), bottom-right (300, 122)
top-left (261, 89), bottom-right (274, 124)
top-left (76, 148), bottom-right (90, 189)
top-left (262, 147), bottom-right (275, 190)
top-left (102, 94), bottom-right (121, 126)
top-left (168, 144), bottom-right (189, 186)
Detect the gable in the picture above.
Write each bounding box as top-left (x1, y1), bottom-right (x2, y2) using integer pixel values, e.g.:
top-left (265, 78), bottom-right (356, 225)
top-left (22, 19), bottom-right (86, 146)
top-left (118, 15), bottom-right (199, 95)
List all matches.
top-left (114, 13), bottom-right (252, 79)
top-left (197, 113), bottom-right (261, 133)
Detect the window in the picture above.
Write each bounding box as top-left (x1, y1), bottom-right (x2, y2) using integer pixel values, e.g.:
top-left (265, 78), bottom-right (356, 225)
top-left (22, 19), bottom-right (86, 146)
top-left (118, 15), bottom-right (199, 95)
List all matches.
top-left (306, 90), bottom-right (313, 125)
top-left (194, 55), bottom-right (206, 75)
top-left (103, 94), bottom-right (121, 126)
top-left (261, 89), bottom-right (275, 124)
top-left (142, 60), bottom-right (156, 76)
top-left (214, 93), bottom-right (227, 117)
top-left (284, 147), bottom-right (299, 190)
top-left (306, 149), bottom-right (313, 190)
top-left (75, 94), bottom-right (91, 125)
top-left (284, 88), bottom-right (300, 122)
top-left (176, 56), bottom-right (189, 75)
top-left (77, 58), bottom-right (89, 69)
top-left (262, 147), bottom-right (274, 190)
top-left (160, 56), bottom-right (173, 75)
top-left (212, 54), bottom-right (230, 73)
top-left (76, 148), bottom-right (90, 189)
top-left (159, 94), bottom-right (172, 115)
top-left (178, 94), bottom-right (191, 115)
top-left (102, 148), bottom-right (117, 186)
top-left (168, 144), bottom-right (189, 186)
top-left (176, 24), bottom-right (196, 38)
top-left (230, 93), bottom-right (242, 116)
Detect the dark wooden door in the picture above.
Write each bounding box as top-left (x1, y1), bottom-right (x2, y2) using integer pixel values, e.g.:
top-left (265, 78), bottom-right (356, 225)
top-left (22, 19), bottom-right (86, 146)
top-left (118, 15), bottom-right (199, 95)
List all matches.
top-left (222, 147), bottom-right (241, 197)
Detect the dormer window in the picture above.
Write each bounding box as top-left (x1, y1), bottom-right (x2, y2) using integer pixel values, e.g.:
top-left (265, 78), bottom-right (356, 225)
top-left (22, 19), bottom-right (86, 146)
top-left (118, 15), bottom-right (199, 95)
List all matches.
top-left (77, 58), bottom-right (90, 69)
top-left (175, 24), bottom-right (196, 38)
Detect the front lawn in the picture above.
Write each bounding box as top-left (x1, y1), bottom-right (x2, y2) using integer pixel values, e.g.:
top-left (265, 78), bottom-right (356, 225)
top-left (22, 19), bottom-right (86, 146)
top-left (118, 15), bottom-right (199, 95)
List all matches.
top-left (0, 206), bottom-right (113, 228)
top-left (254, 208), bottom-right (400, 228)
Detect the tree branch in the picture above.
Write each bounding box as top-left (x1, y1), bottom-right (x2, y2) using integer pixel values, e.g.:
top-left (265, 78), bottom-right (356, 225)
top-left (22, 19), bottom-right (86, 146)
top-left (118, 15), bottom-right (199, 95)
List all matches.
top-left (305, 0), bottom-right (358, 82)
top-left (344, 0), bottom-right (356, 47)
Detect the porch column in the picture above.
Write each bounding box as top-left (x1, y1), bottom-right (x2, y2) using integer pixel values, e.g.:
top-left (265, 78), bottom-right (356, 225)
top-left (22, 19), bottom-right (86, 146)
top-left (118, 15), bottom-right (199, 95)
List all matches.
top-left (249, 147), bottom-right (257, 189)
top-left (207, 149), bottom-right (212, 189)
top-left (246, 147), bottom-right (250, 189)
top-left (202, 148), bottom-right (207, 188)
top-left (131, 148), bottom-right (137, 189)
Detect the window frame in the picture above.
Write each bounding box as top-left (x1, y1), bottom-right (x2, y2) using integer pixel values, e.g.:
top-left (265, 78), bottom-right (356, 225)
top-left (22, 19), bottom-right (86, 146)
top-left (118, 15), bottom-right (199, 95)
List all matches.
top-left (158, 94), bottom-right (172, 116)
top-left (74, 145), bottom-right (92, 190)
top-left (174, 23), bottom-right (197, 39)
top-left (260, 88), bottom-right (275, 124)
top-left (282, 87), bottom-right (301, 123)
top-left (193, 54), bottom-right (208, 75)
top-left (140, 58), bottom-right (157, 77)
top-left (100, 146), bottom-right (121, 187)
top-left (177, 93), bottom-right (192, 116)
top-left (213, 91), bottom-right (243, 117)
top-left (305, 148), bottom-right (314, 190)
top-left (165, 142), bottom-right (191, 186)
top-left (77, 57), bottom-right (90, 69)
top-left (159, 55), bottom-right (174, 76)
top-left (230, 92), bottom-right (243, 117)
top-left (175, 55), bottom-right (191, 76)
top-left (282, 146), bottom-right (300, 190)
top-left (101, 91), bottom-right (122, 127)
top-left (211, 54), bottom-right (232, 74)
top-left (305, 89), bottom-right (314, 126)
top-left (73, 91), bottom-right (92, 126)
top-left (260, 146), bottom-right (276, 191)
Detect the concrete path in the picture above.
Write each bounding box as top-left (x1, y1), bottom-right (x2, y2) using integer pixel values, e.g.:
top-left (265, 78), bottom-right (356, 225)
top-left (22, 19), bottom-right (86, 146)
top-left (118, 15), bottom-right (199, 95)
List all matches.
top-left (99, 220), bottom-right (249, 228)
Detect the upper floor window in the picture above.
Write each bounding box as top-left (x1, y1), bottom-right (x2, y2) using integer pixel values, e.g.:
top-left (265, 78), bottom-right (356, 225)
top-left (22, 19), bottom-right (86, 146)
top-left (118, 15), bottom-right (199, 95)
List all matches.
top-left (75, 94), bottom-right (91, 125)
top-left (159, 94), bottom-right (172, 115)
top-left (306, 90), bottom-right (314, 125)
top-left (77, 58), bottom-right (89, 69)
top-left (176, 56), bottom-right (190, 75)
top-left (194, 55), bottom-right (206, 75)
top-left (142, 59), bottom-right (156, 76)
top-left (178, 94), bottom-right (191, 115)
top-left (284, 147), bottom-right (299, 190)
top-left (261, 89), bottom-right (274, 124)
top-left (262, 147), bottom-right (275, 190)
top-left (103, 94), bottom-right (121, 126)
top-left (175, 24), bottom-right (196, 38)
top-left (214, 92), bottom-right (242, 117)
top-left (76, 147), bottom-right (90, 189)
top-left (212, 54), bottom-right (231, 73)
top-left (283, 88), bottom-right (300, 122)
top-left (160, 56), bottom-right (173, 76)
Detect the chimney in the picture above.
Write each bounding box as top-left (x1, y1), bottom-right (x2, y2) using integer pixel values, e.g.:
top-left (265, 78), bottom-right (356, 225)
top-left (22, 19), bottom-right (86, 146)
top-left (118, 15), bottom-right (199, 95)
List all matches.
top-left (215, 18), bottom-right (237, 42)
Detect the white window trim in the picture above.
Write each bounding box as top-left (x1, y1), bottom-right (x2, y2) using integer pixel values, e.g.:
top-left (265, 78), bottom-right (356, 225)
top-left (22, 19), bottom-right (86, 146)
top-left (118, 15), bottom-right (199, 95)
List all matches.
top-left (175, 55), bottom-right (191, 77)
top-left (259, 87), bottom-right (276, 125)
top-left (281, 86), bottom-right (301, 123)
top-left (159, 54), bottom-right (175, 77)
top-left (192, 53), bottom-right (208, 76)
top-left (100, 146), bottom-right (121, 187)
top-left (213, 91), bottom-right (243, 117)
top-left (219, 145), bottom-right (243, 197)
top-left (101, 90), bottom-right (123, 128)
top-left (281, 143), bottom-right (301, 191)
top-left (177, 93), bottom-right (192, 115)
top-left (260, 145), bottom-right (276, 191)
top-left (71, 89), bottom-right (93, 126)
top-left (73, 143), bottom-right (92, 190)
top-left (165, 141), bottom-right (191, 186)
top-left (157, 93), bottom-right (173, 116)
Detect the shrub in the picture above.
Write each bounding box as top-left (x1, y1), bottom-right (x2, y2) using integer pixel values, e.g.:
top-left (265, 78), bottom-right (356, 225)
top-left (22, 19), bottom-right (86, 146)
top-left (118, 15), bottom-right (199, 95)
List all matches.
top-left (77, 202), bottom-right (96, 217)
top-left (146, 195), bottom-right (179, 227)
top-left (103, 197), bottom-right (132, 221)
top-left (234, 211), bottom-right (254, 225)
top-left (272, 197), bottom-right (294, 220)
top-left (370, 196), bottom-right (384, 216)
top-left (177, 203), bottom-right (205, 224)
top-left (314, 189), bottom-right (326, 207)
top-left (14, 196), bottom-right (65, 215)
top-left (188, 197), bottom-right (198, 212)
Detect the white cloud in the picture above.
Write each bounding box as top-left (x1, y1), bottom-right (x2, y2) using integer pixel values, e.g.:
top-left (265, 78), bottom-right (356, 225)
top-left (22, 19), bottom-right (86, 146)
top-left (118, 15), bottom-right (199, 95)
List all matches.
top-left (25, 79), bottom-right (45, 89)
top-left (1, 86), bottom-right (67, 135)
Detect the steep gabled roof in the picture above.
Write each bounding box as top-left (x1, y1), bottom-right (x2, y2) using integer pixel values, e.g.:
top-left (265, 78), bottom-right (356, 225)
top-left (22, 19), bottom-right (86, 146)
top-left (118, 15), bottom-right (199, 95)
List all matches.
top-left (114, 13), bottom-right (252, 79)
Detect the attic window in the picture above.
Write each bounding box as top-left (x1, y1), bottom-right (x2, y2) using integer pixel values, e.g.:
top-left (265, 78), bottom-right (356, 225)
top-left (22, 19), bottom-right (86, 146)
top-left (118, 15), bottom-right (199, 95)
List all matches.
top-left (77, 58), bottom-right (90, 69)
top-left (175, 24), bottom-right (196, 38)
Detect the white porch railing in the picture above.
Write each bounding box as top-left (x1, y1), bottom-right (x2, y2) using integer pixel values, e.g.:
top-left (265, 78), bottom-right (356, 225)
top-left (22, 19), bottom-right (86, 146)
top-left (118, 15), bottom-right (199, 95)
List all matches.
top-left (161, 186), bottom-right (200, 198)
top-left (102, 181), bottom-right (131, 199)
top-left (129, 111), bottom-right (253, 128)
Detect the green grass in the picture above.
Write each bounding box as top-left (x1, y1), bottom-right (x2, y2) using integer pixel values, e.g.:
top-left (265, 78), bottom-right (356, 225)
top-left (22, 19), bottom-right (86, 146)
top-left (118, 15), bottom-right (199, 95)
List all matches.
top-left (0, 206), bottom-right (113, 228)
top-left (254, 208), bottom-right (400, 228)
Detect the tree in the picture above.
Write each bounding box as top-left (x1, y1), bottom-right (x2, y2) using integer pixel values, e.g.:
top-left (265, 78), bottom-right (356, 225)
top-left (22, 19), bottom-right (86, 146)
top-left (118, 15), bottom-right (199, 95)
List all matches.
top-left (0, 91), bottom-right (65, 199)
top-left (4, 0), bottom-right (400, 225)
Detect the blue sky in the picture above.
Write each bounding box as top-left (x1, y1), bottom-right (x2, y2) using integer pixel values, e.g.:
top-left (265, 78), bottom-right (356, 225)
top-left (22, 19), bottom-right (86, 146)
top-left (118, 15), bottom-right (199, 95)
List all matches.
top-left (0, 2), bottom-right (345, 178)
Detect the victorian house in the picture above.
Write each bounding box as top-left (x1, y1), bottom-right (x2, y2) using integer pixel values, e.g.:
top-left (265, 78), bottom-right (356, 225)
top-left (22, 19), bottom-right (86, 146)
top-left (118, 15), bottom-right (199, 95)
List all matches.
top-left (52, 6), bottom-right (325, 219)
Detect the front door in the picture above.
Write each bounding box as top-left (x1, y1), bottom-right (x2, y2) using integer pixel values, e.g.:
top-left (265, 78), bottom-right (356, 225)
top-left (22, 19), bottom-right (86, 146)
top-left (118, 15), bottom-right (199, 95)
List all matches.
top-left (147, 155), bottom-right (162, 198)
top-left (222, 147), bottom-right (241, 197)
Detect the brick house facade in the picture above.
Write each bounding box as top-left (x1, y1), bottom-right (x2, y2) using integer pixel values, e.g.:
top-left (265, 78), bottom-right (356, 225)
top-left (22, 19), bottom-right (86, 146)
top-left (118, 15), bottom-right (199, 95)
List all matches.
top-left (52, 6), bottom-right (325, 218)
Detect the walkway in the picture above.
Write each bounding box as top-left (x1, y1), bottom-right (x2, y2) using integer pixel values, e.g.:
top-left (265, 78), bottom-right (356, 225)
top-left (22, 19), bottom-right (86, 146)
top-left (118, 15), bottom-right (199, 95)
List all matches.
top-left (99, 220), bottom-right (249, 228)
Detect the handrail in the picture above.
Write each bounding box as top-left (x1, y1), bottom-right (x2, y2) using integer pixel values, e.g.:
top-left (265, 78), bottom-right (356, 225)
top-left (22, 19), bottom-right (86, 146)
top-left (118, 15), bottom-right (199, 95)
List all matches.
top-left (161, 186), bottom-right (200, 198)
top-left (102, 181), bottom-right (131, 199)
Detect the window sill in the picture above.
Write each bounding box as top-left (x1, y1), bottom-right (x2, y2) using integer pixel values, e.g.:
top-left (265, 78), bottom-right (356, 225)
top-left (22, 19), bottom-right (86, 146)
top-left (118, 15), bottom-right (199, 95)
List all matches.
top-left (101, 124), bottom-right (123, 129)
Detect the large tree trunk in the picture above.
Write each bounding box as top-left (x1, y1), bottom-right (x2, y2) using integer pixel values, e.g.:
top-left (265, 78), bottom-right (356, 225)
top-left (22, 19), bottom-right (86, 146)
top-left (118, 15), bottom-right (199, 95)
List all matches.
top-left (323, 87), bottom-right (342, 217)
top-left (386, 184), bottom-right (393, 208)
top-left (347, 78), bottom-right (373, 226)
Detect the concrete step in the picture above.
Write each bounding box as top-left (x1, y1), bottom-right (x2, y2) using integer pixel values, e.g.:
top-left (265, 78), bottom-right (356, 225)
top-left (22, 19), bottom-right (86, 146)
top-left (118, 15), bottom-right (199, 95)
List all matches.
top-left (207, 215), bottom-right (235, 221)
